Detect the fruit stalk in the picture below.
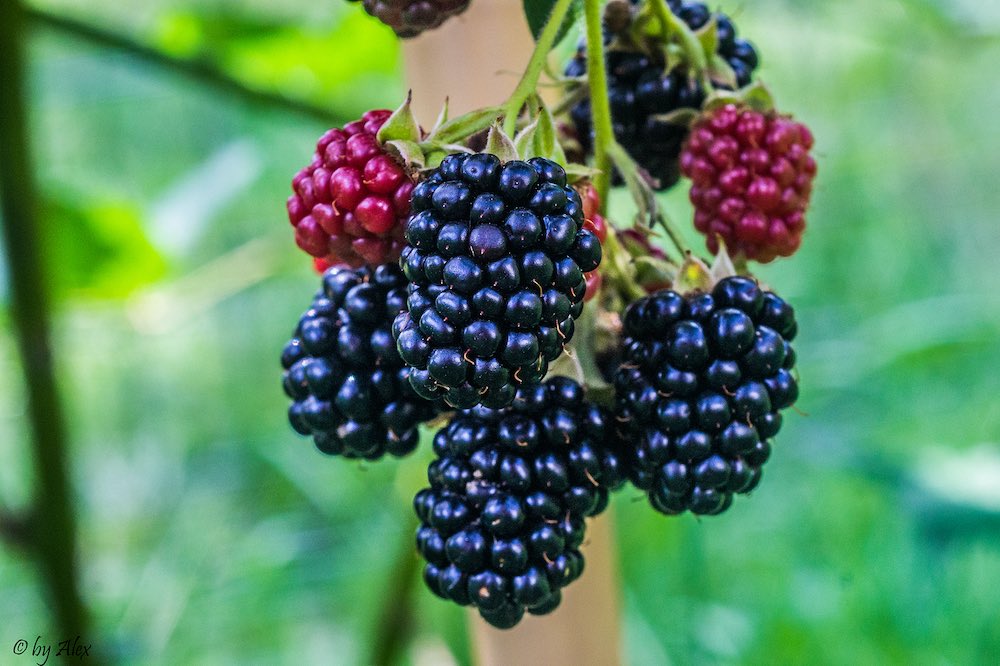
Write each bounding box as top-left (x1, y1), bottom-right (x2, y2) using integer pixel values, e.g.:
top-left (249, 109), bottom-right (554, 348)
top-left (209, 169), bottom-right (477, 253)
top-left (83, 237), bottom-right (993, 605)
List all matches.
top-left (583, 0), bottom-right (614, 208)
top-left (501, 0), bottom-right (577, 135)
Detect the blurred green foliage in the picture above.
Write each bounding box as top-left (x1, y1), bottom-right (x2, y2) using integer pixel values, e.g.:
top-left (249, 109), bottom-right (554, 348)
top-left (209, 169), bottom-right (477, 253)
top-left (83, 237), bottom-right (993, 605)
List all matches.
top-left (1, 0), bottom-right (1000, 663)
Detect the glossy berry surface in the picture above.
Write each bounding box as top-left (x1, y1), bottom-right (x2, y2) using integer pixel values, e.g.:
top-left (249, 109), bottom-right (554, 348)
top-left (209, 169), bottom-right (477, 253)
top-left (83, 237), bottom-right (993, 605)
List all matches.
top-left (394, 154), bottom-right (600, 409)
top-left (681, 104), bottom-right (817, 262)
top-left (613, 276), bottom-right (798, 515)
top-left (414, 377), bottom-right (625, 628)
top-left (349, 0), bottom-right (470, 38)
top-left (281, 264), bottom-right (440, 459)
top-left (565, 0), bottom-right (760, 190)
top-left (287, 110), bottom-right (414, 268)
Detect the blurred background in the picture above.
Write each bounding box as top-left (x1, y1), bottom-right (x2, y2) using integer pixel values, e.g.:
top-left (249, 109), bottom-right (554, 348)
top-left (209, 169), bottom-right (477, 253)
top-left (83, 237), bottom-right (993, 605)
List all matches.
top-left (1, 0), bottom-right (999, 663)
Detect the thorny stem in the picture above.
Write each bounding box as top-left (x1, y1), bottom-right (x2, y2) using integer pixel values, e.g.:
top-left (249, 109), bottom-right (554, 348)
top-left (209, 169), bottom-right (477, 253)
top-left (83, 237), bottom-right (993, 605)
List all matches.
top-left (584, 0), bottom-right (614, 209)
top-left (502, 0), bottom-right (576, 136)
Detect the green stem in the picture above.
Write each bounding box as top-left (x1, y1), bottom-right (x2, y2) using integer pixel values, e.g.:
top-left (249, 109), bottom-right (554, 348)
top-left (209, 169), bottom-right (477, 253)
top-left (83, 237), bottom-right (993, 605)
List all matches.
top-left (649, 0), bottom-right (711, 90)
top-left (606, 140), bottom-right (689, 257)
top-left (602, 226), bottom-right (647, 303)
top-left (584, 0), bottom-right (613, 210)
top-left (502, 0), bottom-right (576, 136)
top-left (0, 0), bottom-right (89, 643)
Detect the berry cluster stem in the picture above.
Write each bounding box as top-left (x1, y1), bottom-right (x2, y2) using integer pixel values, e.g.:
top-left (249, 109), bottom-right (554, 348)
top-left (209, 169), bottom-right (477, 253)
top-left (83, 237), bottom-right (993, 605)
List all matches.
top-left (502, 0), bottom-right (577, 136)
top-left (649, 0), bottom-right (712, 90)
top-left (584, 0), bottom-right (614, 210)
top-left (602, 226), bottom-right (648, 303)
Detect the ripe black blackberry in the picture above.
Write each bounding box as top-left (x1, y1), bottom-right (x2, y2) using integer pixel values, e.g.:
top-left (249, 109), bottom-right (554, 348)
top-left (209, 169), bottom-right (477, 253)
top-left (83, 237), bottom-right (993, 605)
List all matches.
top-left (614, 276), bottom-right (798, 515)
top-left (565, 0), bottom-right (760, 190)
top-left (281, 264), bottom-right (440, 459)
top-left (394, 153), bottom-right (601, 410)
top-left (414, 377), bottom-right (626, 628)
top-left (349, 0), bottom-right (470, 38)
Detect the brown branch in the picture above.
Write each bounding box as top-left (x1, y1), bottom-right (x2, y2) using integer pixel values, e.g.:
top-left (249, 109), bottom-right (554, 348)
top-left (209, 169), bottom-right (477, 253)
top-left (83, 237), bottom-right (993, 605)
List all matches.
top-left (0, 0), bottom-right (89, 642)
top-left (368, 515), bottom-right (421, 666)
top-left (24, 5), bottom-right (351, 124)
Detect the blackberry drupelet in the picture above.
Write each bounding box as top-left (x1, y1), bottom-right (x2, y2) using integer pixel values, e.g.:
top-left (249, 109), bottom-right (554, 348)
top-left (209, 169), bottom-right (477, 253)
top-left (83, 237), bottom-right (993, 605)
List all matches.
top-left (348, 0), bottom-right (470, 38)
top-left (681, 104), bottom-right (817, 262)
top-left (565, 1), bottom-right (760, 190)
top-left (282, 264), bottom-right (440, 459)
top-left (393, 153), bottom-right (601, 410)
top-left (287, 110), bottom-right (415, 268)
top-left (414, 377), bottom-right (626, 628)
top-left (614, 276), bottom-right (798, 515)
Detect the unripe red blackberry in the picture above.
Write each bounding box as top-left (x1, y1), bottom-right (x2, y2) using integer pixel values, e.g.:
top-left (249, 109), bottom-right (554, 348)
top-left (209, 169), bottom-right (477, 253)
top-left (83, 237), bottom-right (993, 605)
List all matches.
top-left (349, 0), bottom-right (470, 38)
top-left (576, 181), bottom-right (608, 302)
top-left (681, 104), bottom-right (817, 262)
top-left (565, 1), bottom-right (760, 190)
top-left (414, 377), bottom-right (626, 628)
top-left (393, 154), bottom-right (601, 410)
top-left (287, 110), bottom-right (415, 268)
top-left (281, 264), bottom-right (441, 459)
top-left (614, 276), bottom-right (798, 515)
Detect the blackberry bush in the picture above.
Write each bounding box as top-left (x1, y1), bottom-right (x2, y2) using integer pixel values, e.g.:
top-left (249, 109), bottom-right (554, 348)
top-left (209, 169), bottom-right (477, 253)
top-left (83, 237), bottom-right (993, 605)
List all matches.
top-left (414, 377), bottom-right (625, 628)
top-left (565, 0), bottom-right (760, 189)
top-left (288, 110), bottom-right (414, 268)
top-left (614, 275), bottom-right (798, 515)
top-left (681, 103), bottom-right (817, 262)
top-left (349, 0), bottom-right (470, 38)
top-left (281, 264), bottom-right (440, 459)
top-left (393, 153), bottom-right (601, 410)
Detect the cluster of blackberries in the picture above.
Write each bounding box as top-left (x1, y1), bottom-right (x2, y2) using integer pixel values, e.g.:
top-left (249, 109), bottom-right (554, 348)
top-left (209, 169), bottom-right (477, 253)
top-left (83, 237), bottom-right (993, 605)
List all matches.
top-left (565, 0), bottom-right (760, 189)
top-left (349, 0), bottom-right (470, 38)
top-left (414, 377), bottom-right (625, 627)
top-left (614, 276), bottom-right (798, 515)
top-left (281, 264), bottom-right (441, 458)
top-left (393, 154), bottom-right (601, 410)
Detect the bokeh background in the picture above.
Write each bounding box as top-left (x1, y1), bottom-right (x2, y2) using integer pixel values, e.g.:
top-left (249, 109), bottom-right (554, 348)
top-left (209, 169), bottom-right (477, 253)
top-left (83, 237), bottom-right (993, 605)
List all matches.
top-left (2, 0), bottom-right (1000, 663)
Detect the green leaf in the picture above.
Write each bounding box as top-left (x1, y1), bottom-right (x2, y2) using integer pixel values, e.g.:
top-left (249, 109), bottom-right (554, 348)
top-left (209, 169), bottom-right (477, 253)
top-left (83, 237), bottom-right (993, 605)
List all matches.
top-left (426, 105), bottom-right (503, 145)
top-left (536, 101), bottom-right (567, 165)
top-left (383, 139), bottom-right (425, 169)
top-left (484, 123), bottom-right (519, 162)
top-left (695, 15), bottom-right (719, 61)
top-left (513, 117), bottom-right (541, 159)
top-left (523, 0), bottom-right (580, 46)
top-left (376, 91), bottom-right (421, 144)
top-left (564, 163), bottom-right (600, 182)
top-left (647, 107), bottom-right (700, 127)
top-left (38, 195), bottom-right (167, 302)
top-left (707, 54), bottom-right (737, 90)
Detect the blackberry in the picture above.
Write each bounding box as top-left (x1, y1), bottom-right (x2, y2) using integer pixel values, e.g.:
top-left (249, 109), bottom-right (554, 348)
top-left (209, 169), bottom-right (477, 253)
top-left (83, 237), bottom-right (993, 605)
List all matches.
top-left (281, 264), bottom-right (440, 459)
top-left (614, 276), bottom-right (798, 515)
top-left (349, 0), bottom-right (470, 38)
top-left (287, 110), bottom-right (414, 268)
top-left (681, 104), bottom-right (817, 262)
top-left (565, 1), bottom-right (760, 190)
top-left (414, 377), bottom-right (625, 628)
top-left (393, 154), bottom-right (601, 409)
